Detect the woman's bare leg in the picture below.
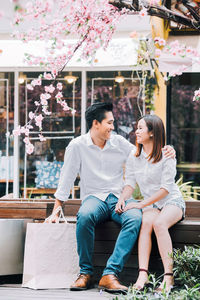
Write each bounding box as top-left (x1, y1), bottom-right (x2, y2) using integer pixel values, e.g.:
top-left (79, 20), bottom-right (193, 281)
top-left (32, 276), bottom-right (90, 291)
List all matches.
top-left (134, 208), bottom-right (160, 289)
top-left (153, 205), bottom-right (183, 291)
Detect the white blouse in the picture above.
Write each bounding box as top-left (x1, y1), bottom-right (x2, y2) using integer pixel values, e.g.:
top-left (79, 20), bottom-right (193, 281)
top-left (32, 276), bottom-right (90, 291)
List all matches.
top-left (125, 149), bottom-right (182, 209)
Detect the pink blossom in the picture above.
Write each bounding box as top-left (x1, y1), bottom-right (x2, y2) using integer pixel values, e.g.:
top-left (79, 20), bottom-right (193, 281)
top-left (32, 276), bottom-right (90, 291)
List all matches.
top-left (42, 106), bottom-right (51, 115)
top-left (23, 137), bottom-right (30, 144)
top-left (57, 82), bottom-right (63, 90)
top-left (51, 69), bottom-right (58, 77)
top-left (26, 142), bottom-right (34, 155)
top-left (71, 109), bottom-right (76, 115)
top-left (27, 84), bottom-right (34, 90)
top-left (27, 124), bottom-right (33, 129)
top-left (150, 0), bottom-right (159, 5)
top-left (35, 114), bottom-right (44, 128)
top-left (40, 93), bottom-right (51, 101)
top-left (31, 78), bottom-right (41, 86)
top-left (13, 126), bottom-right (21, 136)
top-left (193, 88), bottom-right (200, 101)
top-left (45, 84), bottom-right (55, 93)
top-left (0, 10), bottom-right (4, 18)
top-left (154, 37), bottom-right (166, 47)
top-left (186, 47), bottom-right (193, 54)
top-left (41, 98), bottom-right (48, 105)
top-left (43, 72), bottom-right (53, 80)
top-left (29, 111), bottom-right (35, 120)
top-left (55, 92), bottom-right (63, 99)
top-left (171, 49), bottom-right (177, 56)
top-left (155, 49), bottom-right (162, 58)
top-left (129, 31), bottom-right (138, 39)
top-left (56, 40), bottom-right (64, 49)
top-left (168, 65), bottom-right (187, 78)
top-left (39, 134), bottom-right (46, 142)
top-left (139, 8), bottom-right (148, 17)
top-left (62, 103), bottom-right (70, 111)
top-left (20, 126), bottom-right (29, 136)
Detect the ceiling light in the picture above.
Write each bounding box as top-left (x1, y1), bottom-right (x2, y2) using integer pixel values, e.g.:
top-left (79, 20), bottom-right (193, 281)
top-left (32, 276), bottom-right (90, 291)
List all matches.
top-left (115, 72), bottom-right (124, 83)
top-left (64, 72), bottom-right (77, 84)
top-left (18, 75), bottom-right (27, 84)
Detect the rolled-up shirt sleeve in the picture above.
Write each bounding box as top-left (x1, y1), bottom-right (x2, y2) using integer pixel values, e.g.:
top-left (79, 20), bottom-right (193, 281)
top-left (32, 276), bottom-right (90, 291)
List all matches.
top-left (160, 158), bottom-right (177, 193)
top-left (54, 141), bottom-right (80, 201)
top-left (124, 150), bottom-right (137, 189)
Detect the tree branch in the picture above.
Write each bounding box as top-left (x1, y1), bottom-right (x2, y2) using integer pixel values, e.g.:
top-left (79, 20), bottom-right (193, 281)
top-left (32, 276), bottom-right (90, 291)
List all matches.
top-left (109, 0), bottom-right (200, 31)
top-left (182, 0), bottom-right (200, 22)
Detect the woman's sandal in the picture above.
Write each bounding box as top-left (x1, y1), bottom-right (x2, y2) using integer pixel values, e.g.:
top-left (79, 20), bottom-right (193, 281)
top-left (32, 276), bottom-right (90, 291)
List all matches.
top-left (155, 273), bottom-right (174, 293)
top-left (133, 269), bottom-right (149, 291)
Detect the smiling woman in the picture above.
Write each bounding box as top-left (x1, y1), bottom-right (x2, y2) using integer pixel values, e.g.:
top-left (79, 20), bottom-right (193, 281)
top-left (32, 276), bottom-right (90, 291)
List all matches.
top-left (116, 114), bottom-right (185, 292)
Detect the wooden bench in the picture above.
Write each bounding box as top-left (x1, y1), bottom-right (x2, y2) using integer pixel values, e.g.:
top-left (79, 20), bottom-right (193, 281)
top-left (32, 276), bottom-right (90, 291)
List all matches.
top-left (93, 218), bottom-right (200, 284)
top-left (0, 199), bottom-right (199, 285)
top-left (63, 200), bottom-right (200, 284)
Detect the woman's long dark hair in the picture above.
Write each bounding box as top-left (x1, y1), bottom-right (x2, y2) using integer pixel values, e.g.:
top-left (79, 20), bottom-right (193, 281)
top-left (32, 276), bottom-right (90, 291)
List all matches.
top-left (135, 115), bottom-right (166, 163)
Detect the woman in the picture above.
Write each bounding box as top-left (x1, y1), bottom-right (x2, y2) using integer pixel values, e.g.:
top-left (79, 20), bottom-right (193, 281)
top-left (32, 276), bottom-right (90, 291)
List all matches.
top-left (115, 115), bottom-right (185, 292)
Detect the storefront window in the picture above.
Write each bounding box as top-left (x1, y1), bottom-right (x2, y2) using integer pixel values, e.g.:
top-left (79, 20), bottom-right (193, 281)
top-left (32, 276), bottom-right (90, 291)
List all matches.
top-left (19, 71), bottom-right (81, 198)
top-left (0, 72), bottom-right (14, 197)
top-left (168, 73), bottom-right (200, 188)
top-left (87, 71), bottom-right (147, 144)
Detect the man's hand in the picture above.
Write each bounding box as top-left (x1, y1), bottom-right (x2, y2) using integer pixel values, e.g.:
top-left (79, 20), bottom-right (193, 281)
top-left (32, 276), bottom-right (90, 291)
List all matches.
top-left (45, 214), bottom-right (59, 223)
top-left (123, 201), bottom-right (143, 212)
top-left (44, 199), bottom-right (63, 223)
top-left (115, 198), bottom-right (125, 214)
top-left (162, 145), bottom-right (176, 159)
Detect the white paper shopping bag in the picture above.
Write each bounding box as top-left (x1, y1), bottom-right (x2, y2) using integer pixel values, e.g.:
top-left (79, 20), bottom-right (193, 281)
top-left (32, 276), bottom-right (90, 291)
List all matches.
top-left (22, 207), bottom-right (79, 289)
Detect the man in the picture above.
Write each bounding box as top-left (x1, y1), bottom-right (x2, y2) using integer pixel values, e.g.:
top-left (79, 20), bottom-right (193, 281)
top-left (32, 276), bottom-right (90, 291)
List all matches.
top-left (52, 102), bottom-right (174, 294)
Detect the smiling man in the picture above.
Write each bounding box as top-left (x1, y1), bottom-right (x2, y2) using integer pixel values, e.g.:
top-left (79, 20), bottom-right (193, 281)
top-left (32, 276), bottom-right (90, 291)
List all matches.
top-left (51, 102), bottom-right (174, 294)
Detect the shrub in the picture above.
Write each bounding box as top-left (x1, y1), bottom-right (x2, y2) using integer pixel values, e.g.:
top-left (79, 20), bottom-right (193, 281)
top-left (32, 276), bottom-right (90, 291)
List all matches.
top-left (112, 280), bottom-right (200, 300)
top-left (173, 245), bottom-right (200, 288)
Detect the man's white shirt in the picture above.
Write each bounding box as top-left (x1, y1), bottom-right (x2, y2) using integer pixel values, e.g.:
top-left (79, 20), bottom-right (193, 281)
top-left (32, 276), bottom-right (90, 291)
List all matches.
top-left (54, 132), bottom-right (135, 202)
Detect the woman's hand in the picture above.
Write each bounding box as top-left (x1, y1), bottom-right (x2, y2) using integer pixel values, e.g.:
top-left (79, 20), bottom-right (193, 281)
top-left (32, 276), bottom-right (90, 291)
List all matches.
top-left (115, 198), bottom-right (125, 214)
top-left (123, 201), bottom-right (143, 212)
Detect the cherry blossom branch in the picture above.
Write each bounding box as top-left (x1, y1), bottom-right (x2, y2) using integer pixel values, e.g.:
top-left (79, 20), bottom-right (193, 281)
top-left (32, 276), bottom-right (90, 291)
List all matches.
top-left (12, 0), bottom-right (127, 154)
top-left (109, 0), bottom-right (200, 31)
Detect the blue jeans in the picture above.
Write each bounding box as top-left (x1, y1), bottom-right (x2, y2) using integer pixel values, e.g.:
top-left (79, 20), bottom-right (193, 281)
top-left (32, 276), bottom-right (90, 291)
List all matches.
top-left (76, 193), bottom-right (142, 276)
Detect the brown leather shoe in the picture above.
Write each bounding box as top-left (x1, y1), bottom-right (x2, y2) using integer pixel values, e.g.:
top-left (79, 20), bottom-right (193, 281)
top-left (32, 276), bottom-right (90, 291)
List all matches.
top-left (70, 274), bottom-right (93, 291)
top-left (98, 274), bottom-right (128, 294)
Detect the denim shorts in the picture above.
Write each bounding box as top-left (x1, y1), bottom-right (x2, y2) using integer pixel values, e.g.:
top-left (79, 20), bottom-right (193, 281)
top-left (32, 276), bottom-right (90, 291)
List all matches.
top-left (153, 197), bottom-right (186, 220)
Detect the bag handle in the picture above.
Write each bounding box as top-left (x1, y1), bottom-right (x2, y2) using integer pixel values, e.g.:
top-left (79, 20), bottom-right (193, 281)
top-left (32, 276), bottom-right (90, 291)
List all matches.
top-left (45, 206), bottom-right (67, 223)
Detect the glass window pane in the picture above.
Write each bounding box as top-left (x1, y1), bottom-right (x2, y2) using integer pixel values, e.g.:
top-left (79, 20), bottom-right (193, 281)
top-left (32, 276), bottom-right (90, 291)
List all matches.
top-left (0, 72), bottom-right (14, 196)
top-left (19, 72), bottom-right (81, 199)
top-left (87, 71), bottom-right (148, 144)
top-left (21, 137), bottom-right (80, 199)
top-left (169, 73), bottom-right (200, 187)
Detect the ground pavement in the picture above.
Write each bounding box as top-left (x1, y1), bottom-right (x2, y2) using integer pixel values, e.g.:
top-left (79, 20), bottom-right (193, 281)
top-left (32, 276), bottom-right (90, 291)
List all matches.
top-left (0, 284), bottom-right (118, 300)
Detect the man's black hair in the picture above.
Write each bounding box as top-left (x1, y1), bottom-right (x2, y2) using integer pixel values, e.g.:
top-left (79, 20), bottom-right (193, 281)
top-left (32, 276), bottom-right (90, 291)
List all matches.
top-left (85, 102), bottom-right (113, 130)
